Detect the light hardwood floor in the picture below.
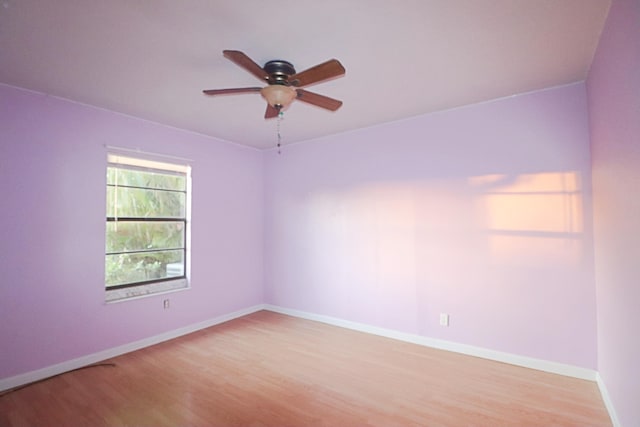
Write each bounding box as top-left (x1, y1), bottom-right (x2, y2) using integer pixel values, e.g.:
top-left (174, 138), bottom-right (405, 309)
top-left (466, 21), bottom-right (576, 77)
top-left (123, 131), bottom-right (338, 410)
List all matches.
top-left (0, 310), bottom-right (611, 426)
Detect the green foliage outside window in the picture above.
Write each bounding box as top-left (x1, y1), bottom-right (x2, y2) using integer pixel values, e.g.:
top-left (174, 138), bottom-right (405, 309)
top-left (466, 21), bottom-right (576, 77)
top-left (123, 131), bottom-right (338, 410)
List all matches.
top-left (105, 167), bottom-right (187, 288)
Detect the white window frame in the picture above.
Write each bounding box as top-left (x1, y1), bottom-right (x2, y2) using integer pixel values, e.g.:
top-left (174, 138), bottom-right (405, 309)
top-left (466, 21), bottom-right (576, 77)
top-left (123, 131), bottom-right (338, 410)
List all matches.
top-left (105, 152), bottom-right (191, 303)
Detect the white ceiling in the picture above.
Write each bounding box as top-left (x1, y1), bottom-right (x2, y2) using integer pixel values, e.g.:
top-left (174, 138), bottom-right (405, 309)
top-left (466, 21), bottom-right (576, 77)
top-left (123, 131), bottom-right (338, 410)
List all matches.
top-left (0, 0), bottom-right (610, 150)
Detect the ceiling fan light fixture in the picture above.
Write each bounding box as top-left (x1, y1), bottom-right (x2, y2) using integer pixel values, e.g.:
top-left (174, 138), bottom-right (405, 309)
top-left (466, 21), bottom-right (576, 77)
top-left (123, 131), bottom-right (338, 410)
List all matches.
top-left (261, 84), bottom-right (297, 109)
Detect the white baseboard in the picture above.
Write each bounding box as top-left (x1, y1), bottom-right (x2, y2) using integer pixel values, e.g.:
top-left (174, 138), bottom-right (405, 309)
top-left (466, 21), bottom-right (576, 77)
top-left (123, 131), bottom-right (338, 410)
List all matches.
top-left (0, 304), bottom-right (266, 392)
top-left (596, 373), bottom-right (621, 427)
top-left (264, 304), bottom-right (598, 381)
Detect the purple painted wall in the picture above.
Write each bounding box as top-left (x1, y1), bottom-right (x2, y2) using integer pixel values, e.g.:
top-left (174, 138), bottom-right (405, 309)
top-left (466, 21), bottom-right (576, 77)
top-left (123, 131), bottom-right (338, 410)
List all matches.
top-left (587, 0), bottom-right (640, 424)
top-left (0, 84), bottom-right (264, 379)
top-left (264, 83), bottom-right (597, 369)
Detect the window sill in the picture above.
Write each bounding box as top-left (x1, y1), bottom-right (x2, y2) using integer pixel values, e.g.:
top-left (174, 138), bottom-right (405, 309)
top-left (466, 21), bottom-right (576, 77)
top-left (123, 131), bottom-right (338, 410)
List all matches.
top-left (105, 278), bottom-right (189, 303)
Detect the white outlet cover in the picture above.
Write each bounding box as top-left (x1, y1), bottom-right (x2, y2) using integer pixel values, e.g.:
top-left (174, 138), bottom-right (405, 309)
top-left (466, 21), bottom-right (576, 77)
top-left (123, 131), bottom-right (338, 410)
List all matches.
top-left (440, 313), bottom-right (449, 326)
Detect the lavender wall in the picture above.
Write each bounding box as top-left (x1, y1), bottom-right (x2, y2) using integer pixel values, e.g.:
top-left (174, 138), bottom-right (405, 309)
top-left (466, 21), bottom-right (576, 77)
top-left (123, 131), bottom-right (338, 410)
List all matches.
top-left (587, 0), bottom-right (640, 424)
top-left (0, 84), bottom-right (264, 379)
top-left (264, 83), bottom-right (597, 369)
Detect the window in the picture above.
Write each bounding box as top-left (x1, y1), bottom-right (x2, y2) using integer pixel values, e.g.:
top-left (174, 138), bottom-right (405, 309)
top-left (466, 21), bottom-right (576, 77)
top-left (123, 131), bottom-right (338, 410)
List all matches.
top-left (105, 153), bottom-right (191, 302)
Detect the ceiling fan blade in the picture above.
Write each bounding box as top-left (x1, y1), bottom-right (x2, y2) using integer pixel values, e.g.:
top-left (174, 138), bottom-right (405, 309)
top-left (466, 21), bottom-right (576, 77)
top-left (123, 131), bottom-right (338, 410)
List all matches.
top-left (223, 50), bottom-right (268, 82)
top-left (295, 89), bottom-right (343, 111)
top-left (202, 87), bottom-right (262, 95)
top-left (264, 104), bottom-right (280, 119)
top-left (289, 59), bottom-right (345, 87)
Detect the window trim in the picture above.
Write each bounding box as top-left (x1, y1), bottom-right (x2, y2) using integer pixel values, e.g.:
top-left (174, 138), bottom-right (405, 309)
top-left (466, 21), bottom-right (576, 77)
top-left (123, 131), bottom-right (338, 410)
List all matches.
top-left (105, 151), bottom-right (191, 303)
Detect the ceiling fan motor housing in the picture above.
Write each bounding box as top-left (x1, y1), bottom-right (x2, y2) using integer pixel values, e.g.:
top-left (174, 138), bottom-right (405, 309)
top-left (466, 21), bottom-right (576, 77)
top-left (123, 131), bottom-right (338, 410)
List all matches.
top-left (264, 60), bottom-right (296, 85)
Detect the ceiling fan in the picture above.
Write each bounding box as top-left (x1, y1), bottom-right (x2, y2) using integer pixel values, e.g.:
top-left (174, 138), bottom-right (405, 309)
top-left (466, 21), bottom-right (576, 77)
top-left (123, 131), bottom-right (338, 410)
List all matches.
top-left (203, 50), bottom-right (346, 119)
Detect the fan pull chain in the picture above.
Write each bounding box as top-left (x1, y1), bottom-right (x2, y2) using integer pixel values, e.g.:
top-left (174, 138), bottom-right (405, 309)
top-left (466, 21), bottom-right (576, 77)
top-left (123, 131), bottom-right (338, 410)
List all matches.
top-left (277, 110), bottom-right (284, 154)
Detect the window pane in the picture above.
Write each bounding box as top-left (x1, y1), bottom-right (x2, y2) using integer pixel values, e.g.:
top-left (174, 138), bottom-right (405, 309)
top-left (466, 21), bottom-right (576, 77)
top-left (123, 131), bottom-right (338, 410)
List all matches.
top-left (105, 155), bottom-right (190, 295)
top-left (106, 186), bottom-right (185, 218)
top-left (107, 168), bottom-right (185, 191)
top-left (106, 221), bottom-right (184, 253)
top-left (105, 249), bottom-right (185, 287)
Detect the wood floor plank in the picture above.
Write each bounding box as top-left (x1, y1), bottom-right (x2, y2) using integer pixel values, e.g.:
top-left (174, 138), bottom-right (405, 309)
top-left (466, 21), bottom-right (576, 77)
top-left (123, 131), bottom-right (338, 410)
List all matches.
top-left (0, 310), bottom-right (611, 426)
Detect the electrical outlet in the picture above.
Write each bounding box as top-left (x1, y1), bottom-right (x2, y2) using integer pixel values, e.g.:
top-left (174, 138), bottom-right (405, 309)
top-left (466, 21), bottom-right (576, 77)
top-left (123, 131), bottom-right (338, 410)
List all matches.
top-left (439, 313), bottom-right (449, 327)
top-left (163, 299), bottom-right (170, 309)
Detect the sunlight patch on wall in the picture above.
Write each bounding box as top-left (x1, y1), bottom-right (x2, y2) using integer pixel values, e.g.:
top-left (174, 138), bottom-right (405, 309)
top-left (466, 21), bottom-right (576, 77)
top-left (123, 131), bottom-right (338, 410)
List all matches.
top-left (470, 172), bottom-right (582, 233)
top-left (470, 172), bottom-right (584, 264)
